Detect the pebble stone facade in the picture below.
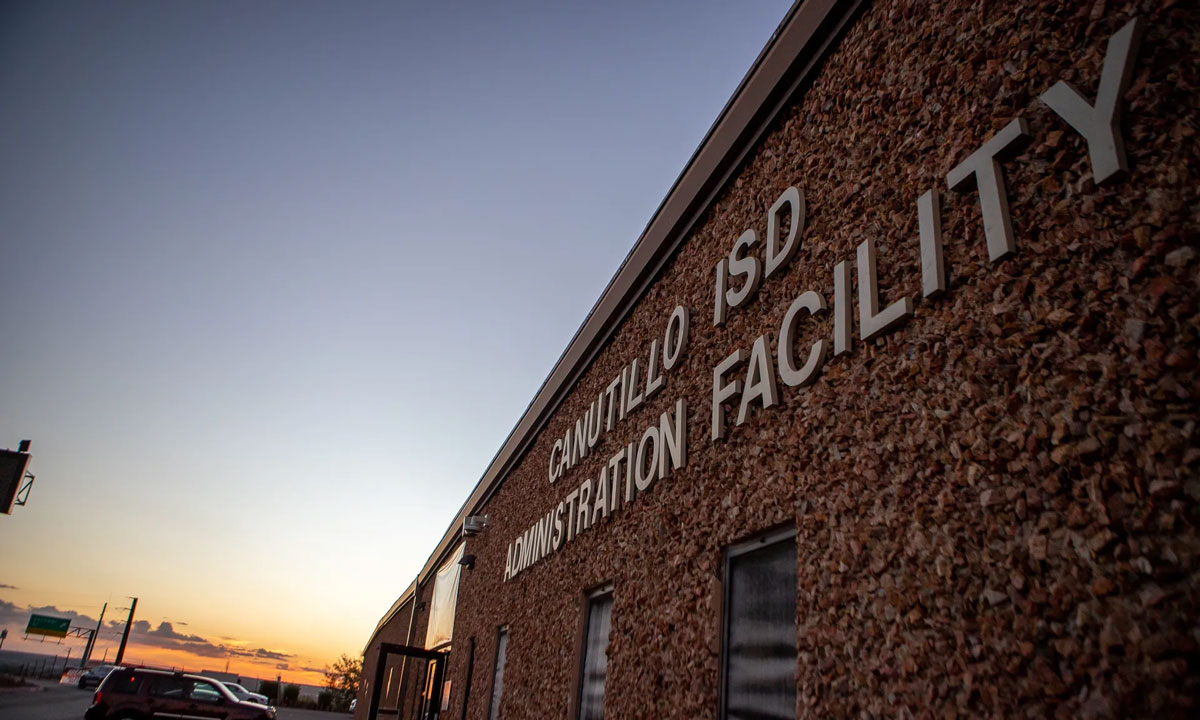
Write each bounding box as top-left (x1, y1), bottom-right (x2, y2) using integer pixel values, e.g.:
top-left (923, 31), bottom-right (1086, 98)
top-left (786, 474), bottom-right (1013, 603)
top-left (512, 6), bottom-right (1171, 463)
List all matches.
top-left (358, 1), bottom-right (1200, 718)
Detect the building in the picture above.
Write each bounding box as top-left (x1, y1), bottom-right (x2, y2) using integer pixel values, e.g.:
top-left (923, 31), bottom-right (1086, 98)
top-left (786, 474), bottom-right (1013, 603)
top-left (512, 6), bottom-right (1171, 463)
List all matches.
top-left (358, 0), bottom-right (1200, 717)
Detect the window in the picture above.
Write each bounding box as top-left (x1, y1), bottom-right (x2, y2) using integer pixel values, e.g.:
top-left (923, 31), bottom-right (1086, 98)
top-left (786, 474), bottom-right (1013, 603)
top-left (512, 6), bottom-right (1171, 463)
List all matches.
top-left (108, 671), bottom-right (141, 694)
top-left (189, 680), bottom-right (223, 704)
top-left (721, 530), bottom-right (797, 720)
top-left (577, 589), bottom-right (613, 720)
top-left (148, 676), bottom-right (190, 700)
top-left (425, 544), bottom-right (465, 649)
top-left (487, 628), bottom-right (508, 720)
top-left (410, 662), bottom-right (429, 717)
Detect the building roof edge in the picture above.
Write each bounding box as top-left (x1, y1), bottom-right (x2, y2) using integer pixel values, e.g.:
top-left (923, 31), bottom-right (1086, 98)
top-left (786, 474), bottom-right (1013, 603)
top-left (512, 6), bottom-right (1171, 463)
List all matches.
top-left (412, 0), bottom-right (856, 585)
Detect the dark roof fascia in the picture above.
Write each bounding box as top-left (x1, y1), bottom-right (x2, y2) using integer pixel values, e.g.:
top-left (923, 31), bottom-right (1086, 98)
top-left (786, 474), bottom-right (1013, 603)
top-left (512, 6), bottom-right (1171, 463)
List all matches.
top-left (362, 580), bottom-right (416, 656)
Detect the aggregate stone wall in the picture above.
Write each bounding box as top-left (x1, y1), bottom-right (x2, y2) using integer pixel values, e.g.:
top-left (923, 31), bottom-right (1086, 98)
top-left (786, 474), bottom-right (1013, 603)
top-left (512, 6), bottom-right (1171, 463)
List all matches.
top-left (356, 598), bottom-right (413, 720)
top-left (401, 583), bottom-right (434, 715)
top-left (442, 0), bottom-right (1199, 717)
top-left (359, 584), bottom-right (438, 720)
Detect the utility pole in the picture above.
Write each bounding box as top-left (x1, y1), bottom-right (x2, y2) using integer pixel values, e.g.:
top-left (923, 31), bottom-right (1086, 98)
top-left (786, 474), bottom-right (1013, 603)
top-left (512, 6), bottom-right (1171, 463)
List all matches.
top-left (82, 602), bottom-right (107, 667)
top-left (114, 598), bottom-right (137, 666)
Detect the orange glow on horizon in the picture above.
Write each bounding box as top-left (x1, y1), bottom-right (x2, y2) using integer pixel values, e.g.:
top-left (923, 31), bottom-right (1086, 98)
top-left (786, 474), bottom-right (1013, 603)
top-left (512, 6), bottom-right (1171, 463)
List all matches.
top-left (112, 643), bottom-right (328, 687)
top-left (0, 633), bottom-right (330, 688)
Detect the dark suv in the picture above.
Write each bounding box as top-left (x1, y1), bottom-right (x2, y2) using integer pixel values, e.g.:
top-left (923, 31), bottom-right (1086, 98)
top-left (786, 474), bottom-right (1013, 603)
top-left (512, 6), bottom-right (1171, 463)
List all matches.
top-left (85, 667), bottom-right (276, 720)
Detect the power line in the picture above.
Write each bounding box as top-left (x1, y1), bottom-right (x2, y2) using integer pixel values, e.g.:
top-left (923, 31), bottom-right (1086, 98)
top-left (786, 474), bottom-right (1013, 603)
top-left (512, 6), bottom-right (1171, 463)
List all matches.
top-left (0, 587), bottom-right (114, 602)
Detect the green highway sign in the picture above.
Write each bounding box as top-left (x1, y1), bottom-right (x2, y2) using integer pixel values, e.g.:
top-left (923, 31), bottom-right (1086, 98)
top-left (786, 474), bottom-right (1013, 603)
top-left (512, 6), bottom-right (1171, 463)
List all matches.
top-left (26, 613), bottom-right (70, 638)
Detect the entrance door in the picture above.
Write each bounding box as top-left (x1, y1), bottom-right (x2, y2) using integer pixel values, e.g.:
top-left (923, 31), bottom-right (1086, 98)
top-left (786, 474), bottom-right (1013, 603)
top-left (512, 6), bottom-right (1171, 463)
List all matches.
top-left (367, 642), bottom-right (450, 720)
top-left (418, 655), bottom-right (446, 720)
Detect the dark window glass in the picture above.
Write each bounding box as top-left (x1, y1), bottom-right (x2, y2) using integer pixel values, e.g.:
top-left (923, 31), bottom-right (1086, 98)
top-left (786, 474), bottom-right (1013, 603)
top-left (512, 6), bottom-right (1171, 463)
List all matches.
top-left (722, 533), bottom-right (797, 720)
top-left (577, 591), bottom-right (613, 720)
top-left (487, 628), bottom-right (508, 720)
top-left (147, 676), bottom-right (190, 700)
top-left (410, 661), bottom-right (428, 717)
top-left (107, 671), bottom-right (140, 694)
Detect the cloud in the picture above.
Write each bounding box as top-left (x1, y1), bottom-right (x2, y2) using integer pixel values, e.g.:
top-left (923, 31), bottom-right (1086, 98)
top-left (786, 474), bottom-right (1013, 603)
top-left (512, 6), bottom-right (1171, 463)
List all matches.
top-left (0, 597), bottom-right (296, 670)
top-left (106, 618), bottom-right (144, 634)
top-left (0, 599), bottom-right (21, 624)
top-left (0, 600), bottom-right (98, 629)
top-left (0, 584), bottom-right (17, 590)
top-left (173, 641), bottom-right (230, 658)
top-left (29, 604), bottom-right (98, 626)
top-left (146, 621), bottom-right (207, 643)
top-left (250, 648), bottom-right (292, 661)
top-left (105, 619), bottom-right (296, 663)
top-left (121, 623), bottom-right (234, 658)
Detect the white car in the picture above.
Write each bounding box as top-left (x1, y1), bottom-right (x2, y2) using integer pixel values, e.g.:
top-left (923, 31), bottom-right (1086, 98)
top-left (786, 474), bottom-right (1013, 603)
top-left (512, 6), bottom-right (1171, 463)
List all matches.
top-left (78, 665), bottom-right (117, 689)
top-left (223, 682), bottom-right (270, 706)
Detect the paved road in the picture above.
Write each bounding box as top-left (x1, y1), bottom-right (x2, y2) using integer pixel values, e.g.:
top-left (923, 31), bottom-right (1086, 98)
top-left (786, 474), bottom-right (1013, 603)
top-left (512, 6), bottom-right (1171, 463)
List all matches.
top-left (0, 684), bottom-right (351, 720)
top-left (277, 708), bottom-right (350, 720)
top-left (0, 682), bottom-right (91, 720)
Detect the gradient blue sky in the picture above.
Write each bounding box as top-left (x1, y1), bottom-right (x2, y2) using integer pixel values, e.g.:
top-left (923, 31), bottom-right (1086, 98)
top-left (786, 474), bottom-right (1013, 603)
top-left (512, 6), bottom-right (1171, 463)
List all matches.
top-left (0, 0), bottom-right (793, 678)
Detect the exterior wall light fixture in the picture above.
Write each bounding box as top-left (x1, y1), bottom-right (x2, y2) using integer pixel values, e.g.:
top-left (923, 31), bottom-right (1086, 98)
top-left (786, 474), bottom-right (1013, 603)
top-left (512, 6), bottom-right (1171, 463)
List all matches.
top-left (462, 515), bottom-right (489, 537)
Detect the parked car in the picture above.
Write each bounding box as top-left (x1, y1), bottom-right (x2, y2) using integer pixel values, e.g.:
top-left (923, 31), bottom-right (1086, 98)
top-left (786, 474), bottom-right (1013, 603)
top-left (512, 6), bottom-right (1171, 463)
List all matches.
top-left (224, 681), bottom-right (270, 705)
top-left (85, 667), bottom-right (275, 720)
top-left (78, 665), bottom-right (116, 689)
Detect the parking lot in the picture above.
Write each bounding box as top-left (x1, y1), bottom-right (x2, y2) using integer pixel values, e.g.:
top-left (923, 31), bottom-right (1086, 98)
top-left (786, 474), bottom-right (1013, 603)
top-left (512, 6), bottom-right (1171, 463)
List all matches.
top-left (0, 681), bottom-right (344, 720)
top-left (0, 682), bottom-right (90, 720)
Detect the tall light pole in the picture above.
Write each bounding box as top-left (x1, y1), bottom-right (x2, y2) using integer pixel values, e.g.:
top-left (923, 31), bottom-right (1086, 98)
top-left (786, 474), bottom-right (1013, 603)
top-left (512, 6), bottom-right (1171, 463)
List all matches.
top-left (82, 602), bottom-right (106, 668)
top-left (114, 598), bottom-right (137, 665)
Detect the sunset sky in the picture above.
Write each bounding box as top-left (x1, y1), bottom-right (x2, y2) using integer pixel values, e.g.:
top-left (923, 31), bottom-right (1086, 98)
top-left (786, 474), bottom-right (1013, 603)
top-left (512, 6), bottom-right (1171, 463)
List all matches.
top-left (0, 0), bottom-right (792, 686)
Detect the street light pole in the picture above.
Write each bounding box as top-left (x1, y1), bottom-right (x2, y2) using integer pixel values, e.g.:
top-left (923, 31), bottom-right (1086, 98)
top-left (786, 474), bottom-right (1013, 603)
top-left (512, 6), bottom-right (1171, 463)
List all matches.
top-left (82, 602), bottom-right (107, 668)
top-left (114, 598), bottom-right (138, 665)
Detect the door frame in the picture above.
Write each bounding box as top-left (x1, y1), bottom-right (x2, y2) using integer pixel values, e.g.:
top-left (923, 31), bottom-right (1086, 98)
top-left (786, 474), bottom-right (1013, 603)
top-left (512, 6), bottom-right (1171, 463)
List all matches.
top-left (368, 642), bottom-right (449, 720)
